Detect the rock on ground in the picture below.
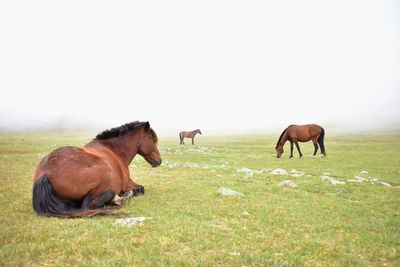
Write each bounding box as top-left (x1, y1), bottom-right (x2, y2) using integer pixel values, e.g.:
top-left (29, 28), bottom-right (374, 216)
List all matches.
top-left (236, 167), bottom-right (254, 178)
top-left (115, 217), bottom-right (151, 227)
top-left (217, 187), bottom-right (245, 196)
top-left (278, 180), bottom-right (298, 189)
top-left (290, 169), bottom-right (305, 177)
top-left (271, 168), bottom-right (288, 175)
top-left (321, 175), bottom-right (346, 185)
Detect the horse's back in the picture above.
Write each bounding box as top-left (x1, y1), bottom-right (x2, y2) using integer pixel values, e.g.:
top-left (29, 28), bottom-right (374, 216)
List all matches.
top-left (34, 146), bottom-right (112, 200)
top-left (287, 124), bottom-right (322, 141)
top-left (180, 131), bottom-right (191, 138)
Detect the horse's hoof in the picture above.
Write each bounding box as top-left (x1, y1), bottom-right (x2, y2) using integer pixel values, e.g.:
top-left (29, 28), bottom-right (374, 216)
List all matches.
top-left (289, 156), bottom-right (293, 158)
top-left (111, 194), bottom-right (123, 206)
top-left (122, 191), bottom-right (133, 198)
top-left (132, 185), bottom-right (145, 196)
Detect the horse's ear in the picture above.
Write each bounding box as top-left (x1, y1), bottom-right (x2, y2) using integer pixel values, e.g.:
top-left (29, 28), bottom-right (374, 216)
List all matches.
top-left (144, 122), bottom-right (150, 131)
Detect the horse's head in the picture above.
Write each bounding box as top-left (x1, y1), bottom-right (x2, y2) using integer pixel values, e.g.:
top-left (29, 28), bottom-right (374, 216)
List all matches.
top-left (275, 144), bottom-right (283, 158)
top-left (197, 129), bottom-right (202, 135)
top-left (138, 122), bottom-right (162, 167)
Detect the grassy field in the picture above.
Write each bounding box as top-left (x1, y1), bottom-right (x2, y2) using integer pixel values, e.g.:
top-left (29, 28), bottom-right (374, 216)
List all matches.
top-left (0, 131), bottom-right (399, 266)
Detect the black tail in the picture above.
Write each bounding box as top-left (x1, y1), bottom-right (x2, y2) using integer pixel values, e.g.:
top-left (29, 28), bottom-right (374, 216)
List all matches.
top-left (317, 127), bottom-right (326, 155)
top-left (32, 175), bottom-right (118, 218)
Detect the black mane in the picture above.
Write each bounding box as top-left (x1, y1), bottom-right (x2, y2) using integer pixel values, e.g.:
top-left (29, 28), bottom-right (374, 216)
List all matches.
top-left (95, 121), bottom-right (157, 141)
top-left (276, 125), bottom-right (292, 146)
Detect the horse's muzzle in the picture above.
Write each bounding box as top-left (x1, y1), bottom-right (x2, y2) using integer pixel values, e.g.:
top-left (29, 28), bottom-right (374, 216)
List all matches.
top-left (152, 159), bottom-right (162, 167)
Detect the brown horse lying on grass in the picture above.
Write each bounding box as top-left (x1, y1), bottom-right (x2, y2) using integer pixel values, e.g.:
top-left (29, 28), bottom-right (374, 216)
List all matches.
top-left (32, 121), bottom-right (162, 218)
top-left (179, 129), bottom-right (202, 145)
top-left (275, 124), bottom-right (326, 158)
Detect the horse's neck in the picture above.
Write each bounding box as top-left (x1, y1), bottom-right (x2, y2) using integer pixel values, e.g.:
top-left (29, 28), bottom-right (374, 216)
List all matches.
top-left (90, 132), bottom-right (140, 165)
top-left (279, 131), bottom-right (288, 147)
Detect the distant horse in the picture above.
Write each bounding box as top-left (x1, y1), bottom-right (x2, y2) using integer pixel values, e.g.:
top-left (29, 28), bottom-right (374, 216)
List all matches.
top-left (32, 121), bottom-right (162, 218)
top-left (275, 124), bottom-right (326, 158)
top-left (179, 129), bottom-right (202, 145)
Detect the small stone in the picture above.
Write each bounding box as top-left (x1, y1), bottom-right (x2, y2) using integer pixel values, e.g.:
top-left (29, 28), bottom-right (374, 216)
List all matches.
top-left (321, 175), bottom-right (345, 185)
top-left (115, 217), bottom-right (151, 227)
top-left (353, 176), bottom-right (367, 182)
top-left (260, 168), bottom-right (272, 173)
top-left (330, 179), bottom-right (346, 185)
top-left (271, 168), bottom-right (288, 175)
top-left (378, 182), bottom-right (391, 187)
top-left (290, 169), bottom-right (305, 177)
top-left (187, 163), bottom-right (199, 168)
top-left (237, 167), bottom-right (254, 178)
top-left (278, 180), bottom-right (298, 189)
top-left (217, 187), bottom-right (245, 196)
top-left (241, 211), bottom-right (250, 216)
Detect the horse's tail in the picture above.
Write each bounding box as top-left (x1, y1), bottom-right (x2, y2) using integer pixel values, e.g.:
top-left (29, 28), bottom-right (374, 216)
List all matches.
top-left (317, 127), bottom-right (326, 156)
top-left (179, 132), bottom-right (185, 144)
top-left (32, 175), bottom-right (118, 218)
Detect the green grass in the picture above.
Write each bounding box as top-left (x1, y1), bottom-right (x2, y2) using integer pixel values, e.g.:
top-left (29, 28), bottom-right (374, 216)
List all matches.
top-left (1, 132), bottom-right (399, 266)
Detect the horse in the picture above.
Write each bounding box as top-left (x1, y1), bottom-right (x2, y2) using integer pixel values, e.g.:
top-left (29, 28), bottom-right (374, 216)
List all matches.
top-left (32, 121), bottom-right (162, 218)
top-left (275, 124), bottom-right (326, 158)
top-left (179, 129), bottom-right (202, 145)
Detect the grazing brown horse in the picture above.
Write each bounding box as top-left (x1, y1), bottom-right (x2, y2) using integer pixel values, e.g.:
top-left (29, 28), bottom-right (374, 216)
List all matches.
top-left (32, 121), bottom-right (162, 218)
top-left (179, 129), bottom-right (202, 145)
top-left (275, 124), bottom-right (326, 158)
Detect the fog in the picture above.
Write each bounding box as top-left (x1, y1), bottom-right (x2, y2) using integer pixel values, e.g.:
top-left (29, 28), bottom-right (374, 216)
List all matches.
top-left (1, 1), bottom-right (399, 134)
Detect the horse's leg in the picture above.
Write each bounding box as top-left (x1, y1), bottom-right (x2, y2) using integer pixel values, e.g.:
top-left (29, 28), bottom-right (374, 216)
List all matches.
top-left (122, 178), bottom-right (145, 196)
top-left (289, 141), bottom-right (294, 158)
top-left (192, 138), bottom-right (194, 145)
top-left (294, 141), bottom-right (303, 158)
top-left (312, 139), bottom-right (319, 157)
top-left (81, 189), bottom-right (116, 209)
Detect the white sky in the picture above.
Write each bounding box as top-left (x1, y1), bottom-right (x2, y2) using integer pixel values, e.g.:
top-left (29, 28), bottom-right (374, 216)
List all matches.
top-left (0, 0), bottom-right (399, 132)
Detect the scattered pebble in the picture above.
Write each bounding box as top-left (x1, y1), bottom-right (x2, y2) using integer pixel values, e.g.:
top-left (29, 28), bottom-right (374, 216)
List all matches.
top-left (166, 162), bottom-right (181, 168)
top-left (236, 167), bottom-right (255, 178)
top-left (271, 168), bottom-right (288, 175)
top-left (115, 217), bottom-right (151, 227)
top-left (278, 180), bottom-right (298, 189)
top-left (260, 168), bottom-right (272, 173)
top-left (236, 167), bottom-right (272, 177)
top-left (378, 182), bottom-right (392, 187)
top-left (241, 211), bottom-right (250, 216)
top-left (217, 187), bottom-right (245, 196)
top-left (186, 163), bottom-right (199, 169)
top-left (347, 171), bottom-right (392, 187)
top-left (290, 169), bottom-right (304, 177)
top-left (321, 175), bottom-right (346, 185)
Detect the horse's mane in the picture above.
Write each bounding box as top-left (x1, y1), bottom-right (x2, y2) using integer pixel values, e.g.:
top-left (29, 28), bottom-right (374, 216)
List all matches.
top-left (276, 125), bottom-right (293, 146)
top-left (95, 121), bottom-right (158, 142)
